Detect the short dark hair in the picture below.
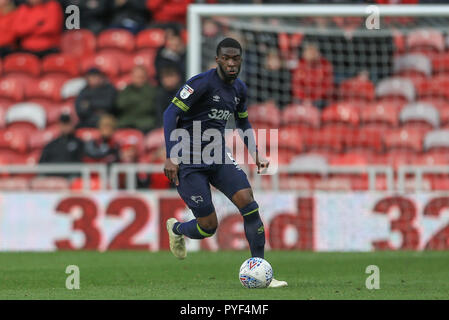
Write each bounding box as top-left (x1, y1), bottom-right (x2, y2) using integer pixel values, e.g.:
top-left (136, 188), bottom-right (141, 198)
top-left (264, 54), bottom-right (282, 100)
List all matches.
top-left (216, 37), bottom-right (242, 56)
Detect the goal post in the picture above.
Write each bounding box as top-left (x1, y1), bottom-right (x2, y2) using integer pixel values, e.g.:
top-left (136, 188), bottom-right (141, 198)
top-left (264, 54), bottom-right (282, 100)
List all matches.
top-left (187, 4), bottom-right (449, 78)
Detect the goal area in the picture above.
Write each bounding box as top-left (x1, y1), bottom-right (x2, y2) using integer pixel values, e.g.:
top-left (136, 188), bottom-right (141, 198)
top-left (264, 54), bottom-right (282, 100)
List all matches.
top-left (187, 4), bottom-right (449, 192)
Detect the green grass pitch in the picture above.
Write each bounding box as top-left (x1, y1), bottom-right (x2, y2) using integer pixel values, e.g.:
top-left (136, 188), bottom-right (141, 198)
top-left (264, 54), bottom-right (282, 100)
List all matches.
top-left (0, 250), bottom-right (448, 300)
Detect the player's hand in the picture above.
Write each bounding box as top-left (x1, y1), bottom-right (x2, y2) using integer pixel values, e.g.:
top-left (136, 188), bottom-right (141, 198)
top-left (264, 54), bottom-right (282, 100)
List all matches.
top-left (164, 158), bottom-right (179, 186)
top-left (256, 154), bottom-right (269, 174)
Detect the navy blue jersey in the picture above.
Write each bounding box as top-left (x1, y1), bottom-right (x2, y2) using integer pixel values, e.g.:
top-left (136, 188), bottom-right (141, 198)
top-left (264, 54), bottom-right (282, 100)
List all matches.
top-left (166, 68), bottom-right (250, 165)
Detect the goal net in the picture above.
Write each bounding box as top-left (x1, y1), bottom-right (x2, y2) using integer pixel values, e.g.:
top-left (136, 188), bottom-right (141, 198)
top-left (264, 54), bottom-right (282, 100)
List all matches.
top-left (188, 4), bottom-right (449, 192)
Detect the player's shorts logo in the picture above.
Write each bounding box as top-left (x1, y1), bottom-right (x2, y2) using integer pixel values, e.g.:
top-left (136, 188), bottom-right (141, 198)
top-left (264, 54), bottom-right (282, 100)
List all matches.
top-left (190, 195), bottom-right (204, 204)
top-left (180, 84), bottom-right (194, 99)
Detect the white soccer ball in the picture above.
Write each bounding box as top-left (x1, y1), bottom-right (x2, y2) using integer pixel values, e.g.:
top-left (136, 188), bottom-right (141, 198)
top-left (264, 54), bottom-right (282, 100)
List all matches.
top-left (239, 257), bottom-right (273, 289)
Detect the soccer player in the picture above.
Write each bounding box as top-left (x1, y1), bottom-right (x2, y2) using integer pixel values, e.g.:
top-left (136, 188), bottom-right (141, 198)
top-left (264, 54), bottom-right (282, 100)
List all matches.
top-left (163, 38), bottom-right (287, 288)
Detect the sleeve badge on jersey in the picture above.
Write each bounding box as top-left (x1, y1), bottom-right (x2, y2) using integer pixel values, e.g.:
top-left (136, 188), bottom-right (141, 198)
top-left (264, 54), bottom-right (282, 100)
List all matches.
top-left (180, 84), bottom-right (194, 99)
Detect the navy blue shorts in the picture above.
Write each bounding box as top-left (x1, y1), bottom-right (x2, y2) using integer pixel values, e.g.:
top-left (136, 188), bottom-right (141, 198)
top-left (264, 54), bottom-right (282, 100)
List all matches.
top-left (176, 162), bottom-right (251, 218)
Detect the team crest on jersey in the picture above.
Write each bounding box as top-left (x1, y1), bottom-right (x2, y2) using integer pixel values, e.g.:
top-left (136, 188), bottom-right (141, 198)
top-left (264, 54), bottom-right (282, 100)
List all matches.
top-left (235, 97), bottom-right (240, 105)
top-left (213, 95), bottom-right (221, 102)
top-left (190, 195), bottom-right (204, 204)
top-left (180, 84), bottom-right (194, 99)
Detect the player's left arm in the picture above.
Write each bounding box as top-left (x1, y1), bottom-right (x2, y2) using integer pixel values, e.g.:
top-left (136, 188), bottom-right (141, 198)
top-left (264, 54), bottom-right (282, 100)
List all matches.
top-left (234, 83), bottom-right (269, 174)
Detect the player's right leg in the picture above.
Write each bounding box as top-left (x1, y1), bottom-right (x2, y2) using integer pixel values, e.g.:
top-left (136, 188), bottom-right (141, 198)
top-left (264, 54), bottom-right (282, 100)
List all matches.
top-left (166, 167), bottom-right (218, 259)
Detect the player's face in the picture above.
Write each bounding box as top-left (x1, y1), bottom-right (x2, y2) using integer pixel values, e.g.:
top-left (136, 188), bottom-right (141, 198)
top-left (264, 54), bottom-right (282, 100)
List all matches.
top-left (216, 47), bottom-right (242, 81)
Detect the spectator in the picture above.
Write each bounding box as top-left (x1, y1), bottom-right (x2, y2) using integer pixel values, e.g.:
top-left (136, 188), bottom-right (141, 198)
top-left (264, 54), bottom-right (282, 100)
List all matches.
top-left (59, 0), bottom-right (111, 34)
top-left (75, 67), bottom-right (118, 128)
top-left (155, 26), bottom-right (186, 85)
top-left (39, 113), bottom-right (84, 178)
top-left (146, 0), bottom-right (192, 25)
top-left (116, 65), bottom-right (158, 133)
top-left (155, 64), bottom-right (183, 123)
top-left (14, 0), bottom-right (63, 57)
top-left (109, 0), bottom-right (150, 34)
top-left (84, 114), bottom-right (120, 164)
top-left (291, 42), bottom-right (334, 110)
top-left (0, 0), bottom-right (17, 57)
top-left (118, 138), bottom-right (151, 189)
top-left (254, 48), bottom-right (291, 109)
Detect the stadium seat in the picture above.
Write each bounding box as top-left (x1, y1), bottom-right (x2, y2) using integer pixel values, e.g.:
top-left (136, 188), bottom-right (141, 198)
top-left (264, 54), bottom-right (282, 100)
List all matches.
top-left (303, 127), bottom-right (345, 153)
top-left (399, 102), bottom-right (440, 133)
top-left (42, 54), bottom-right (80, 77)
top-left (0, 76), bottom-right (25, 101)
top-left (376, 77), bottom-right (416, 103)
top-left (113, 129), bottom-right (145, 154)
top-left (60, 77), bottom-right (87, 100)
top-left (414, 152), bottom-right (449, 166)
top-left (29, 126), bottom-right (60, 151)
top-left (75, 128), bottom-right (101, 142)
top-left (360, 101), bottom-right (400, 128)
top-left (25, 75), bottom-right (68, 102)
top-left (70, 176), bottom-right (102, 191)
top-left (80, 52), bottom-right (121, 79)
top-left (393, 53), bottom-right (432, 86)
top-left (278, 127), bottom-right (304, 154)
top-left (30, 177), bottom-right (70, 191)
top-left (321, 102), bottom-right (360, 127)
top-left (345, 127), bottom-right (384, 153)
top-left (372, 150), bottom-right (419, 169)
top-left (5, 102), bottom-right (46, 130)
top-left (406, 28), bottom-right (445, 55)
top-left (281, 103), bottom-right (320, 129)
top-left (383, 127), bottom-right (424, 153)
top-left (423, 129), bottom-right (449, 151)
top-left (247, 101), bottom-right (281, 129)
top-left (136, 28), bottom-right (165, 49)
top-left (145, 127), bottom-right (164, 152)
top-left (0, 129), bottom-right (28, 153)
top-left (3, 53), bottom-right (40, 77)
top-left (431, 51), bottom-right (449, 76)
top-left (61, 29), bottom-right (96, 60)
top-left (338, 76), bottom-right (375, 102)
top-left (416, 75), bottom-right (449, 101)
top-left (97, 29), bottom-right (135, 53)
top-left (120, 49), bottom-right (157, 81)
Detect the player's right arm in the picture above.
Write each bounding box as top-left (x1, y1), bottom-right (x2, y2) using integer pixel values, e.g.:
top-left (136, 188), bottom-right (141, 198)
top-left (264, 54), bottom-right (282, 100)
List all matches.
top-left (163, 75), bottom-right (208, 185)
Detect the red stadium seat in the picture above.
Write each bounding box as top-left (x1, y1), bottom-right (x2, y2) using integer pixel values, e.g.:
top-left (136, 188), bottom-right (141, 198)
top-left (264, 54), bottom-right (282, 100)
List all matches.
top-left (407, 28), bottom-right (445, 55)
top-left (338, 76), bottom-right (375, 102)
top-left (42, 54), bottom-right (79, 77)
top-left (431, 51), bottom-right (449, 76)
top-left (247, 101), bottom-right (281, 129)
top-left (321, 102), bottom-right (360, 127)
top-left (361, 101), bottom-right (400, 128)
top-left (414, 152), bottom-right (449, 166)
top-left (70, 176), bottom-right (102, 191)
top-left (61, 29), bottom-right (96, 60)
top-left (278, 127), bottom-right (304, 154)
top-left (345, 127), bottom-right (384, 153)
top-left (383, 127), bottom-right (424, 153)
top-left (0, 76), bottom-right (25, 101)
top-left (75, 128), bottom-right (101, 142)
top-left (0, 177), bottom-right (30, 191)
top-left (113, 129), bottom-right (144, 154)
top-left (80, 52), bottom-right (121, 79)
top-left (97, 29), bottom-right (135, 53)
top-left (281, 103), bottom-right (320, 129)
top-left (29, 126), bottom-right (60, 151)
top-left (3, 53), bottom-right (40, 77)
top-left (304, 127), bottom-right (345, 153)
top-left (145, 127), bottom-right (164, 152)
top-left (25, 75), bottom-right (68, 102)
top-left (120, 49), bottom-right (157, 82)
top-left (0, 129), bottom-right (28, 153)
top-left (416, 74), bottom-right (449, 101)
top-left (136, 28), bottom-right (165, 49)
top-left (372, 150), bottom-right (419, 169)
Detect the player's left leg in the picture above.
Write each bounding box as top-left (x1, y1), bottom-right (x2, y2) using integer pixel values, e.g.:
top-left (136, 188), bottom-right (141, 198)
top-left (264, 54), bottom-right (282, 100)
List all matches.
top-left (209, 163), bottom-right (265, 258)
